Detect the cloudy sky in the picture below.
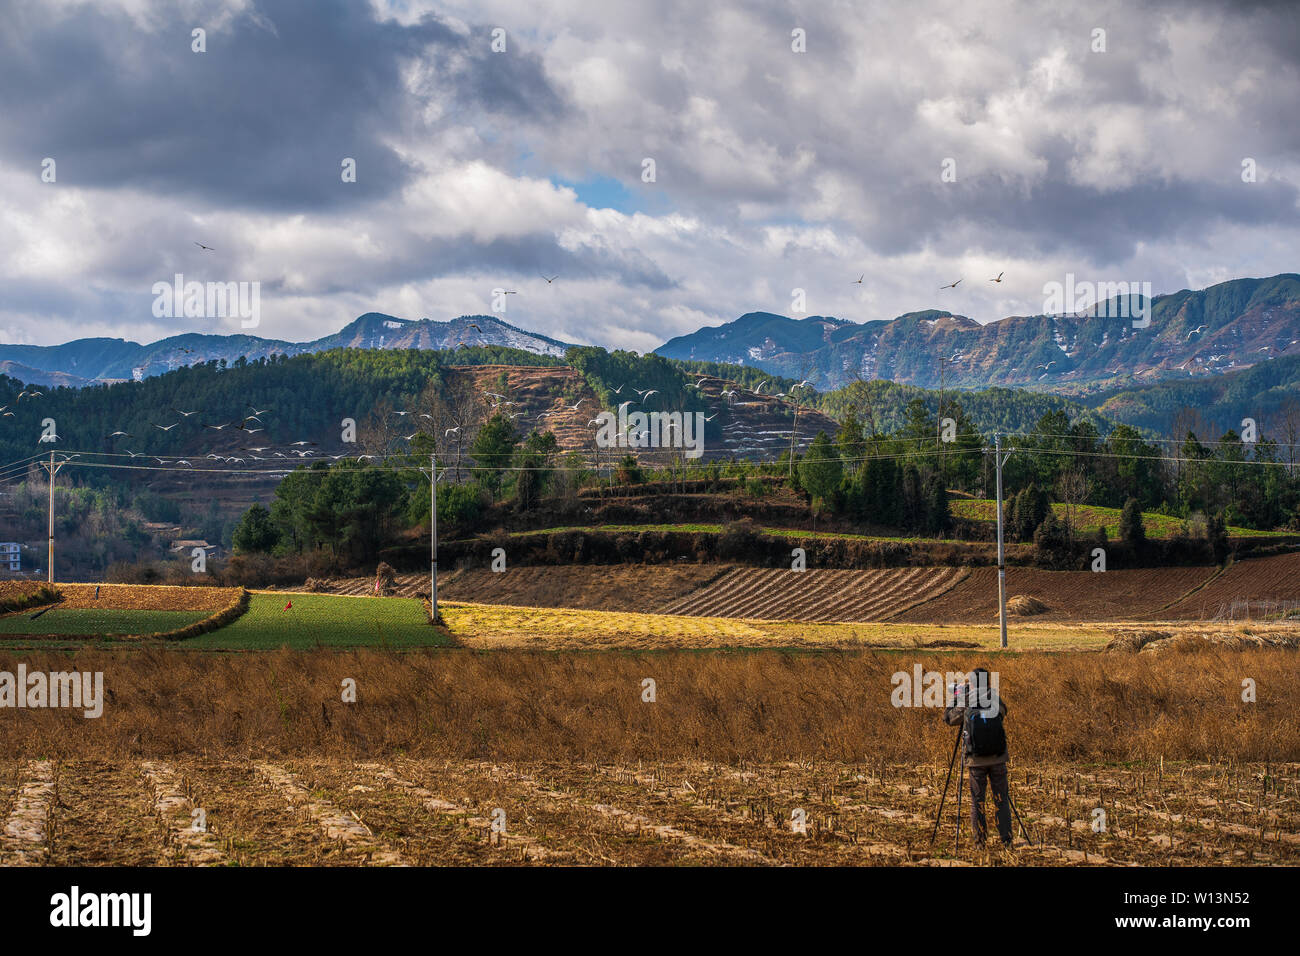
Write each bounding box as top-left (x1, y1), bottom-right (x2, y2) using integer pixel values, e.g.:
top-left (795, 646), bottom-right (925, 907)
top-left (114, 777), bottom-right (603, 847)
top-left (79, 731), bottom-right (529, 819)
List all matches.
top-left (2, 0), bottom-right (1297, 351)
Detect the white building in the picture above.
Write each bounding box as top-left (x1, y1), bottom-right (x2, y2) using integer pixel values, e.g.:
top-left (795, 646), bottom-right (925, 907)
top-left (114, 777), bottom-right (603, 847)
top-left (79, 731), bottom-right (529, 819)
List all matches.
top-left (0, 543), bottom-right (20, 573)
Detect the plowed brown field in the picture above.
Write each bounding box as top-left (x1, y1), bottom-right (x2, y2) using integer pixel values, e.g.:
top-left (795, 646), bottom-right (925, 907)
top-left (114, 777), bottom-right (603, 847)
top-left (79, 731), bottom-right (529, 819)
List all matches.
top-left (660, 567), bottom-right (969, 622)
top-left (893, 565), bottom-right (1222, 624)
top-left (289, 566), bottom-right (733, 612)
top-left (1160, 552), bottom-right (1300, 620)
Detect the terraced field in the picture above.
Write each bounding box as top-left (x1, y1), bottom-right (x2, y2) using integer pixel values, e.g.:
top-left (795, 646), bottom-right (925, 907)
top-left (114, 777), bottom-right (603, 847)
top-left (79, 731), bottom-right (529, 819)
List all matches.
top-left (2, 757), bottom-right (1293, 866)
top-left (660, 567), bottom-right (969, 622)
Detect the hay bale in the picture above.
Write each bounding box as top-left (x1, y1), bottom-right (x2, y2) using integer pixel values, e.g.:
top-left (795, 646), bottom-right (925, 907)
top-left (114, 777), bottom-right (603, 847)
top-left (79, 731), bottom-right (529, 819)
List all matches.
top-left (1005, 594), bottom-right (1048, 616)
top-left (1104, 630), bottom-right (1170, 653)
top-left (1139, 630), bottom-right (1300, 653)
top-left (374, 562), bottom-right (398, 596)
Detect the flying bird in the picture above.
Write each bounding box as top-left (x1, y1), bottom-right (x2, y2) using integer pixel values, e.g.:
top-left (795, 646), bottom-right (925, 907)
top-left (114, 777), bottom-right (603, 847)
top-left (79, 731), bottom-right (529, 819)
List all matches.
top-left (105, 431), bottom-right (132, 439)
top-left (194, 241), bottom-right (214, 251)
top-left (852, 274), bottom-right (864, 284)
top-left (940, 279), bottom-right (962, 290)
top-left (150, 421), bottom-right (180, 431)
top-left (541, 275), bottom-right (558, 283)
top-left (989, 272), bottom-right (1004, 283)
top-left (1186, 326), bottom-right (1208, 340)
top-left (444, 426), bottom-right (461, 436)
top-left (172, 408), bottom-right (198, 417)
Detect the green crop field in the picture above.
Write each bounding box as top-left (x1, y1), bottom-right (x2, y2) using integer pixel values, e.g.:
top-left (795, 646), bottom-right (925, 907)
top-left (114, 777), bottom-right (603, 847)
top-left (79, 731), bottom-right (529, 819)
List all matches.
top-left (510, 523), bottom-right (969, 544)
top-left (0, 608), bottom-right (208, 636)
top-left (947, 500), bottom-right (1279, 538)
top-left (181, 592), bottom-right (453, 650)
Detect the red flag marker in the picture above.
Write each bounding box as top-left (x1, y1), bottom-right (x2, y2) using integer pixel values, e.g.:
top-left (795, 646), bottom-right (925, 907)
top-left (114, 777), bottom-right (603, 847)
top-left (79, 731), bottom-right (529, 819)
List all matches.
top-left (284, 600), bottom-right (293, 611)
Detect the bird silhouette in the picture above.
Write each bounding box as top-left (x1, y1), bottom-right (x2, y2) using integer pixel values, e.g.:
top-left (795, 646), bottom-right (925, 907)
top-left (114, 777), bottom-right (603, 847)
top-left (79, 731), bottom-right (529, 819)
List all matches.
top-left (194, 241), bottom-right (214, 251)
top-left (990, 272), bottom-right (1004, 283)
top-left (940, 279), bottom-right (962, 290)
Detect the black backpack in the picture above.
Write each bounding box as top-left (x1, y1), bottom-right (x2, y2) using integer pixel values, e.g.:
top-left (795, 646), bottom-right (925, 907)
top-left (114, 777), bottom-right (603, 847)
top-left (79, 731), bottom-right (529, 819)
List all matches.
top-left (965, 699), bottom-right (1006, 757)
top-left (967, 676), bottom-right (1003, 759)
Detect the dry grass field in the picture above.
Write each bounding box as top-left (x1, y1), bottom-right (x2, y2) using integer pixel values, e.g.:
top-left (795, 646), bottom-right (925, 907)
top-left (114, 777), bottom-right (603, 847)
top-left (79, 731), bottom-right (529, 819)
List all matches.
top-left (2, 562), bottom-right (1297, 867)
top-left (0, 647), bottom-right (1295, 866)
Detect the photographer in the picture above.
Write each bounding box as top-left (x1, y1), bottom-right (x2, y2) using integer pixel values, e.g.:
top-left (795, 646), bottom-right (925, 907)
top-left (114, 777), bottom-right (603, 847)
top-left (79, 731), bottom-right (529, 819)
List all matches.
top-left (944, 668), bottom-right (1012, 848)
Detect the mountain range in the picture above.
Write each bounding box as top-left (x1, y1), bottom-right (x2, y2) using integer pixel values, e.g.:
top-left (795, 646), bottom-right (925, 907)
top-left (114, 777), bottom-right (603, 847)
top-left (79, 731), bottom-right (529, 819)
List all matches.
top-left (3, 274), bottom-right (1299, 396)
top-left (657, 274), bottom-right (1300, 391)
top-left (0, 314), bottom-right (573, 387)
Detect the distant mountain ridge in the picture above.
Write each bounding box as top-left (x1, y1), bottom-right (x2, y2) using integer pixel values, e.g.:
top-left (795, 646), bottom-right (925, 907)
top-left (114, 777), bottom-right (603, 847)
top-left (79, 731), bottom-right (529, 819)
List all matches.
top-left (0, 314), bottom-right (574, 386)
top-left (5, 274), bottom-right (1300, 395)
top-left (656, 274), bottom-right (1300, 391)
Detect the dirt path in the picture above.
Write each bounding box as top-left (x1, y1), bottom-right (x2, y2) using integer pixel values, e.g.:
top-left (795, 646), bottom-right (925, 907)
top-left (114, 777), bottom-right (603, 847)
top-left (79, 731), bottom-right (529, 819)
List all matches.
top-left (255, 762), bottom-right (407, 866)
top-left (476, 762), bottom-right (773, 864)
top-left (140, 761), bottom-right (227, 865)
top-left (0, 760), bottom-right (55, 866)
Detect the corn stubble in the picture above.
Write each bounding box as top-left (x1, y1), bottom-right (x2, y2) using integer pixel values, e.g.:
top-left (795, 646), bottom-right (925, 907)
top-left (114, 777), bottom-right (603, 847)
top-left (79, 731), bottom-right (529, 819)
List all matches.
top-left (0, 648), bottom-right (1294, 865)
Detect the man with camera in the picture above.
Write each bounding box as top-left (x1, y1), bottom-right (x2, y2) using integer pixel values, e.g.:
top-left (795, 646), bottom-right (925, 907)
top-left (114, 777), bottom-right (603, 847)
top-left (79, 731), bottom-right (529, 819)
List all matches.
top-left (944, 667), bottom-right (1013, 848)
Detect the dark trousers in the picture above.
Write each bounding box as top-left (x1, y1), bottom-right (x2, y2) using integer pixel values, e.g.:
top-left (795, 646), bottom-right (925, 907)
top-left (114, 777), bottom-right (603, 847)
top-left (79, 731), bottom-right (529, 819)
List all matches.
top-left (968, 762), bottom-right (1012, 845)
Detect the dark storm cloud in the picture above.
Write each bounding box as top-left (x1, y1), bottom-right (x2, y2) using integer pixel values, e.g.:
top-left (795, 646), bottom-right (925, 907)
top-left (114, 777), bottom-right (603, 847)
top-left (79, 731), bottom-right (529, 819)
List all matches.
top-left (0, 0), bottom-right (565, 211)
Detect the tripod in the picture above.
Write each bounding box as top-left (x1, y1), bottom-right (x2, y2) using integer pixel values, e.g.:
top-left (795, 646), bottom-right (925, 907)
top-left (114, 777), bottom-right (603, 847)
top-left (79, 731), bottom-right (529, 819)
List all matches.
top-left (932, 722), bottom-right (1035, 852)
top-left (930, 723), bottom-right (967, 853)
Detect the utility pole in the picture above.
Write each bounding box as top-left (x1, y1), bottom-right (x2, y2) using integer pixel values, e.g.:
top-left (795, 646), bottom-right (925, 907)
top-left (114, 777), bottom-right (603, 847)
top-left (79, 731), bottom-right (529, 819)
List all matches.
top-left (47, 451), bottom-right (54, 583)
top-left (43, 451), bottom-right (70, 584)
top-left (994, 433), bottom-right (1008, 649)
top-left (428, 454), bottom-right (441, 624)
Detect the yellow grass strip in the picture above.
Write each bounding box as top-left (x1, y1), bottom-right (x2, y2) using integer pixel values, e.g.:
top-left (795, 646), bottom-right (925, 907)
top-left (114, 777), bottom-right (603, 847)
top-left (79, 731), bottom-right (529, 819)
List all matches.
top-left (438, 601), bottom-right (1113, 651)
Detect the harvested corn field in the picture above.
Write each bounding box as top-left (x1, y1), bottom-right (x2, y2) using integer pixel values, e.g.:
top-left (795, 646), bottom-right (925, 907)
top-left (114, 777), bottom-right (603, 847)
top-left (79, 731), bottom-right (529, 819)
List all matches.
top-left (0, 756), bottom-right (1294, 866)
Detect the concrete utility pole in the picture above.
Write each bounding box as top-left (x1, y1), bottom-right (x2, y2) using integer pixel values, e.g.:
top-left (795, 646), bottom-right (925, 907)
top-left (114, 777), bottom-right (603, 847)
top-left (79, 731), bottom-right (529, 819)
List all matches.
top-left (430, 454), bottom-right (439, 624)
top-left (47, 451), bottom-right (54, 583)
top-left (43, 451), bottom-right (70, 584)
top-left (994, 433), bottom-right (1009, 649)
